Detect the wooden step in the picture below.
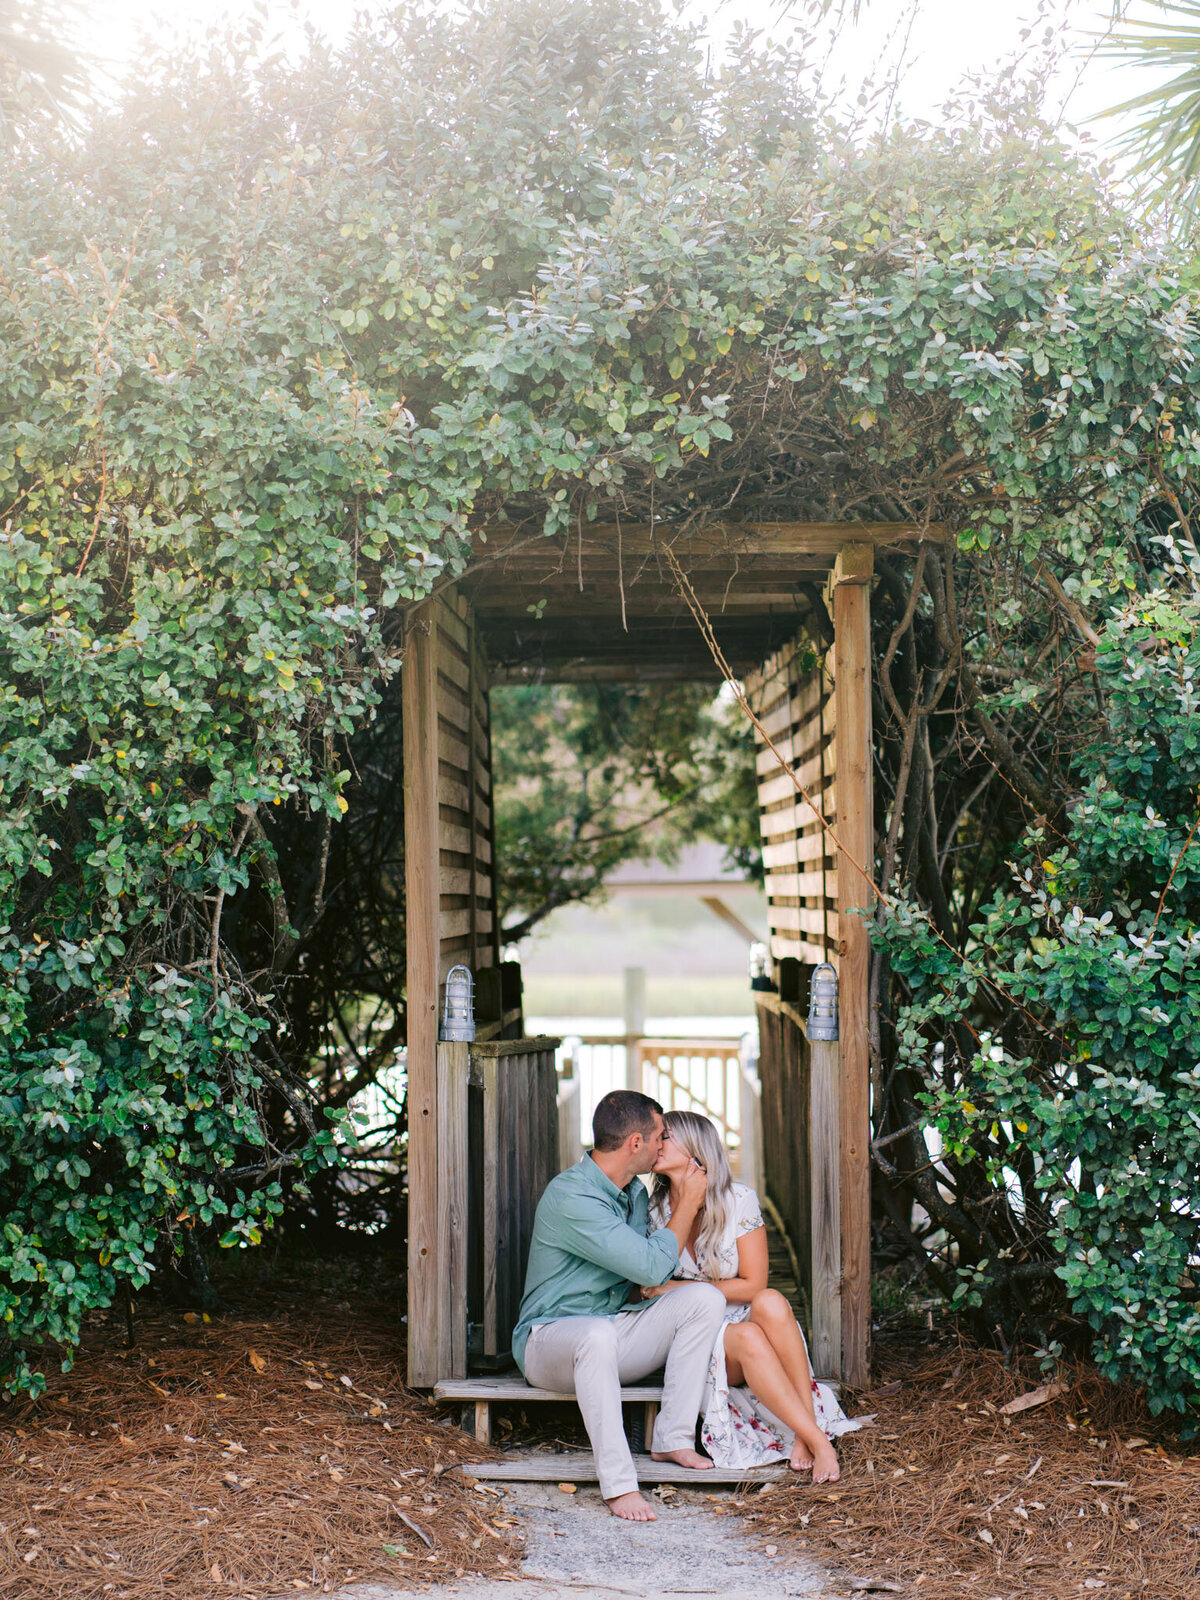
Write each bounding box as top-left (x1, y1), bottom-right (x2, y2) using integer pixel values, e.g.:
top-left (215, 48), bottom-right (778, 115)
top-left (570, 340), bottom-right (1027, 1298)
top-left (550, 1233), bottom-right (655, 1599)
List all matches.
top-left (435, 1374), bottom-right (664, 1446)
top-left (435, 1375), bottom-right (665, 1403)
top-left (459, 1449), bottom-right (788, 1485)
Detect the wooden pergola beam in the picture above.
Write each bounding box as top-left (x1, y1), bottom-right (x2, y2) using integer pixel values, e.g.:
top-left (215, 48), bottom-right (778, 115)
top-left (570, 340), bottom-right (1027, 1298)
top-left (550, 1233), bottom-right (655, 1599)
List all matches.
top-left (467, 521), bottom-right (946, 562)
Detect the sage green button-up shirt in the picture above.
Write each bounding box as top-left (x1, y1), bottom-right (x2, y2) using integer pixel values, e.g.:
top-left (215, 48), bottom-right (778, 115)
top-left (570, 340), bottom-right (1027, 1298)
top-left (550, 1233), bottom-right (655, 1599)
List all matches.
top-left (512, 1155), bottom-right (680, 1374)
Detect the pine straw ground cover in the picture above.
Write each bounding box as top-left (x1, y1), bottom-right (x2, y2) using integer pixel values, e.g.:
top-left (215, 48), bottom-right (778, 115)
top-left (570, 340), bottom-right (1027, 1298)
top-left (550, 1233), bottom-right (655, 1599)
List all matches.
top-left (738, 1338), bottom-right (1200, 1600)
top-left (0, 1297), bottom-right (520, 1599)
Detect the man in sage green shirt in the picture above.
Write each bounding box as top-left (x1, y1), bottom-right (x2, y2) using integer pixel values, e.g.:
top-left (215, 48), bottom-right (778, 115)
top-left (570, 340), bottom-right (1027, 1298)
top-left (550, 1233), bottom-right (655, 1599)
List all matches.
top-left (516, 1089), bottom-right (725, 1522)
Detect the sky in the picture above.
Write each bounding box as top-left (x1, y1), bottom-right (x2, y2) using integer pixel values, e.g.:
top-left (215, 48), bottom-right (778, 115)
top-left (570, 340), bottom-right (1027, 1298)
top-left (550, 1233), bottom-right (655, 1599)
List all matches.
top-left (72, 0), bottom-right (1164, 156)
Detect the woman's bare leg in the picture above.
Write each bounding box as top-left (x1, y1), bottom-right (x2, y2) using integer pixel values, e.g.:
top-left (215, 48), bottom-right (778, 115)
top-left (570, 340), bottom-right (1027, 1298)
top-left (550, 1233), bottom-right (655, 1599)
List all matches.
top-left (748, 1289), bottom-right (821, 1463)
top-left (724, 1323), bottom-right (839, 1482)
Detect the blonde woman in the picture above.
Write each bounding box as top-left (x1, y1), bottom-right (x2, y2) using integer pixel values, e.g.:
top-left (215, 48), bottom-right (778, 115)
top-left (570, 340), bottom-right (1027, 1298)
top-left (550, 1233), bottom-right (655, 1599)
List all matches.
top-left (644, 1109), bottom-right (860, 1480)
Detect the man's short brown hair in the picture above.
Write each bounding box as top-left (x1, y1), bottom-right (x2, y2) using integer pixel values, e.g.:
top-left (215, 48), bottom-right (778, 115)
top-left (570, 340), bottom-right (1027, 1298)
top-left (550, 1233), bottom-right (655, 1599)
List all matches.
top-left (591, 1090), bottom-right (664, 1152)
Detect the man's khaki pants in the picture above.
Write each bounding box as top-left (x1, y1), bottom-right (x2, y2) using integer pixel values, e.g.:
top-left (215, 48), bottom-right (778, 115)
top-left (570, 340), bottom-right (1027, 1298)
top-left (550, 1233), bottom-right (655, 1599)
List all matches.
top-left (523, 1282), bottom-right (726, 1500)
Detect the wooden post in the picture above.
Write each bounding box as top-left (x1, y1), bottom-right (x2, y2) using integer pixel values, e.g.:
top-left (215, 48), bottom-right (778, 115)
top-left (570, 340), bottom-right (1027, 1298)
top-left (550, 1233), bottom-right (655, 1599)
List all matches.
top-left (808, 1035), bottom-right (841, 1379)
top-left (623, 965), bottom-right (645, 1093)
top-left (436, 1040), bottom-right (470, 1379)
top-left (403, 608), bottom-right (441, 1388)
top-left (831, 541), bottom-right (874, 1390)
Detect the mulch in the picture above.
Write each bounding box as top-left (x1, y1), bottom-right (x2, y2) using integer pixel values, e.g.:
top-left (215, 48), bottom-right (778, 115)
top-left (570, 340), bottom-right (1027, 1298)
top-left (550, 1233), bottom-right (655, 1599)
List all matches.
top-left (737, 1337), bottom-right (1200, 1600)
top-left (0, 1297), bottom-right (522, 1599)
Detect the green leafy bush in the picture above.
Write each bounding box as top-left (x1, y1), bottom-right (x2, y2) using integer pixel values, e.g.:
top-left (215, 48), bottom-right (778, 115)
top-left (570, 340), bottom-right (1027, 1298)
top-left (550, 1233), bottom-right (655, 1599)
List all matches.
top-left (877, 600), bottom-right (1200, 1418)
top-left (4, 0), bottom-right (1200, 1396)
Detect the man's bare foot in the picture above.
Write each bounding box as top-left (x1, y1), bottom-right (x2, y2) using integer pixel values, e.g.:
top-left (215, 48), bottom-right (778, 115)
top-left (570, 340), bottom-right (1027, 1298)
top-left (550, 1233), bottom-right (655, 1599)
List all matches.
top-left (809, 1437), bottom-right (840, 1484)
top-left (650, 1447), bottom-right (712, 1470)
top-left (606, 1490), bottom-right (657, 1520)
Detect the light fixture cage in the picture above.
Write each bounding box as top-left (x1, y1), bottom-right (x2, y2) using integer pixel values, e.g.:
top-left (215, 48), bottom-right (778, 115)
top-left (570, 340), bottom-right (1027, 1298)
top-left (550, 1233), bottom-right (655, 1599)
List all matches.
top-left (807, 961), bottom-right (839, 1041)
top-left (441, 964), bottom-right (476, 1042)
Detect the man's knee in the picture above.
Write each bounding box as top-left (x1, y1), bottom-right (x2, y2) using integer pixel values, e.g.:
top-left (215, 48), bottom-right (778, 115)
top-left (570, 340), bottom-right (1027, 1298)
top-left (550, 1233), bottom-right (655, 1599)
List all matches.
top-left (675, 1281), bottom-right (726, 1324)
top-left (573, 1317), bottom-right (619, 1367)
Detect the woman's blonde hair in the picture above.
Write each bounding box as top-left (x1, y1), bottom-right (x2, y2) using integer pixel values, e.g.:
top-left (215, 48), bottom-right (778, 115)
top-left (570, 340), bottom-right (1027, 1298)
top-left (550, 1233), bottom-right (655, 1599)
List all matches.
top-left (650, 1109), bottom-right (735, 1279)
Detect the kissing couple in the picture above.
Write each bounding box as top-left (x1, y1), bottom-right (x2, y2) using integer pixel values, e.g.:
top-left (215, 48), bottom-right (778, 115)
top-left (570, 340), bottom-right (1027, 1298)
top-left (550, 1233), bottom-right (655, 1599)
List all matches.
top-left (513, 1090), bottom-right (861, 1521)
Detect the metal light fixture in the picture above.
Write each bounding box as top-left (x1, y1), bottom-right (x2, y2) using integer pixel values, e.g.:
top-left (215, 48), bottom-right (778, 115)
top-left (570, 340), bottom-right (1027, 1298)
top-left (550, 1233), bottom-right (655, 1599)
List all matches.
top-left (807, 962), bottom-right (839, 1041)
top-left (748, 941), bottom-right (772, 992)
top-left (440, 965), bottom-right (475, 1042)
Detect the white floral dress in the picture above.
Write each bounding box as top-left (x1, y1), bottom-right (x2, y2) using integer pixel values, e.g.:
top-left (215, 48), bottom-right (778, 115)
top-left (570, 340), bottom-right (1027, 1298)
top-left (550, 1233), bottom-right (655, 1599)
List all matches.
top-left (650, 1181), bottom-right (864, 1469)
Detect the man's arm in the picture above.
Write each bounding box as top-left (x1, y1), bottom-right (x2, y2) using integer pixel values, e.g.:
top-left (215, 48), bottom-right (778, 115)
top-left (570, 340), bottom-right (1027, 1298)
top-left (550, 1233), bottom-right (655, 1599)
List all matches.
top-left (554, 1189), bottom-right (680, 1285)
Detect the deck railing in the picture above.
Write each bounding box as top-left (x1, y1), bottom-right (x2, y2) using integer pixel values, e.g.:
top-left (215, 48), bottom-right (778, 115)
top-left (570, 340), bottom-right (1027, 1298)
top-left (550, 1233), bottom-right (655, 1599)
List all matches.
top-left (554, 1033), bottom-right (756, 1181)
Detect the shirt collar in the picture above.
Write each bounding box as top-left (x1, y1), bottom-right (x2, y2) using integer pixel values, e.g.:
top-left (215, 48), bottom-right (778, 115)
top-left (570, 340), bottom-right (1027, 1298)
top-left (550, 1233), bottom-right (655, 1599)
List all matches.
top-left (582, 1153), bottom-right (638, 1204)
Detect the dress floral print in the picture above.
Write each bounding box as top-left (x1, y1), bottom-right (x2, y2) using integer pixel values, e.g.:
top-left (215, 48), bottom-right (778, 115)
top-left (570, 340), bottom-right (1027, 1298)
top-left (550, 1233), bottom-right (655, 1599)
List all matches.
top-left (650, 1181), bottom-right (863, 1469)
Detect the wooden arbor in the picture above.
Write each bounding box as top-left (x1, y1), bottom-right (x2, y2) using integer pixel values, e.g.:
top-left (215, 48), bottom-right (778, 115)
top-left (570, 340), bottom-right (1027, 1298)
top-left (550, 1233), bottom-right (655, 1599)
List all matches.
top-left (402, 520), bottom-right (942, 1390)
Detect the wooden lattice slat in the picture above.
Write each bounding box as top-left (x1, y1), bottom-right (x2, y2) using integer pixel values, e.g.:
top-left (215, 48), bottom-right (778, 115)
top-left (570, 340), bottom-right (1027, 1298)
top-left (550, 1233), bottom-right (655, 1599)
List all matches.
top-left (745, 637), bottom-right (838, 969)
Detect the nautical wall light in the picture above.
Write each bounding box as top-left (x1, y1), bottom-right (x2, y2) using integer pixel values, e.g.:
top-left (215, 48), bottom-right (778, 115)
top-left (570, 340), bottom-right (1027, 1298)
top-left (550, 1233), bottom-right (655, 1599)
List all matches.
top-left (440, 965), bottom-right (475, 1042)
top-left (807, 962), bottom-right (839, 1041)
top-left (749, 941), bottom-right (772, 992)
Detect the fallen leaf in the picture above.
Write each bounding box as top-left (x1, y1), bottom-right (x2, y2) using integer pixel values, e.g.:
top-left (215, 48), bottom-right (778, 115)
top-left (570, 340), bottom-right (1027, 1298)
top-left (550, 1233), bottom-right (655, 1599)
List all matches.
top-left (999, 1383), bottom-right (1067, 1416)
top-left (1125, 1438), bottom-right (1149, 1451)
top-left (978, 1528), bottom-right (994, 1544)
top-left (183, 1313), bottom-right (198, 1325)
top-left (304, 1379), bottom-right (324, 1390)
top-left (210, 1562), bottom-right (222, 1581)
top-left (340, 1375), bottom-right (353, 1388)
top-left (247, 1349), bottom-right (266, 1373)
top-left (764, 1543), bottom-right (778, 1556)
top-left (558, 1482), bottom-right (577, 1494)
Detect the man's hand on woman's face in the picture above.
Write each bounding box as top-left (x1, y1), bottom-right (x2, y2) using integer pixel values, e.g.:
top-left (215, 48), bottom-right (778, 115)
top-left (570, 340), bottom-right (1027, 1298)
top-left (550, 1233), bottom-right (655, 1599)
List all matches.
top-left (679, 1159), bottom-right (708, 1211)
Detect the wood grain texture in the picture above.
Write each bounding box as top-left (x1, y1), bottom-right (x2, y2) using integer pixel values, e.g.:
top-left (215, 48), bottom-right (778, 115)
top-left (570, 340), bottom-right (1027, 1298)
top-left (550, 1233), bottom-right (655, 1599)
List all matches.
top-left (403, 607), bottom-right (441, 1388)
top-left (832, 541), bottom-right (874, 1390)
top-left (436, 1041), bottom-right (470, 1379)
top-left (808, 1037), bottom-right (842, 1380)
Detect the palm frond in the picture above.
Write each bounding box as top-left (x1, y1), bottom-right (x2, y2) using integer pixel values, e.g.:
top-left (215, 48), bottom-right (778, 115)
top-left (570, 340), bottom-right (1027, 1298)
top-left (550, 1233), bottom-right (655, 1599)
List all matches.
top-left (1097, 2), bottom-right (1200, 208)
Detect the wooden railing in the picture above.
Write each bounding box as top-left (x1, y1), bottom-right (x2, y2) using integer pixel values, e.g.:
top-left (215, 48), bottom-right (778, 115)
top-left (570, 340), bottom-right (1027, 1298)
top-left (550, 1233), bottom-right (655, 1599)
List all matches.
top-left (555, 1033), bottom-right (751, 1180)
top-left (433, 1036), bottom-right (561, 1381)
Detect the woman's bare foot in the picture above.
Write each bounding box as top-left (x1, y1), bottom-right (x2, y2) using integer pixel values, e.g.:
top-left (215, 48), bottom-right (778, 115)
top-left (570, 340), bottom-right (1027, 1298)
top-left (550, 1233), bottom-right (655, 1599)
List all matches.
top-left (809, 1437), bottom-right (840, 1484)
top-left (789, 1442), bottom-right (814, 1471)
top-left (606, 1490), bottom-right (657, 1520)
top-left (650, 1447), bottom-right (712, 1470)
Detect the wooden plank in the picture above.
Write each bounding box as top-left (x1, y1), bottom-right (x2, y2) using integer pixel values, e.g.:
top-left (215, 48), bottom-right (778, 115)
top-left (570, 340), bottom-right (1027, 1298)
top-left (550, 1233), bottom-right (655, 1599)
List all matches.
top-left (466, 520), bottom-right (946, 559)
top-left (437, 774), bottom-right (472, 814)
top-left (437, 639), bottom-right (471, 693)
top-left (470, 1036), bottom-right (563, 1059)
top-left (763, 870), bottom-right (832, 899)
top-left (758, 800), bottom-right (830, 839)
top-left (440, 822), bottom-right (492, 861)
top-left (832, 541), bottom-right (874, 1391)
top-left (808, 1037), bottom-right (842, 1381)
top-left (458, 1451), bottom-right (787, 1485)
top-left (435, 1376), bottom-right (665, 1402)
top-left (437, 679), bottom-right (472, 735)
top-left (437, 724), bottom-right (471, 775)
top-left (763, 834), bottom-right (831, 868)
top-left (403, 607), bottom-right (441, 1389)
top-left (481, 1053), bottom-right (500, 1355)
top-left (436, 1041), bottom-right (470, 1380)
top-left (757, 750), bottom-right (831, 810)
top-left (436, 597), bottom-right (470, 651)
top-left (765, 905), bottom-right (838, 936)
top-left (438, 867), bottom-right (495, 899)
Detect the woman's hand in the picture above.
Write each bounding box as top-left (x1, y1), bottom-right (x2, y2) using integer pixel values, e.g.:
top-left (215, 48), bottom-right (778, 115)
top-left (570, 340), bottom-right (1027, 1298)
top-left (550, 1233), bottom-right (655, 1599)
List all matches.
top-left (639, 1281), bottom-right (682, 1300)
